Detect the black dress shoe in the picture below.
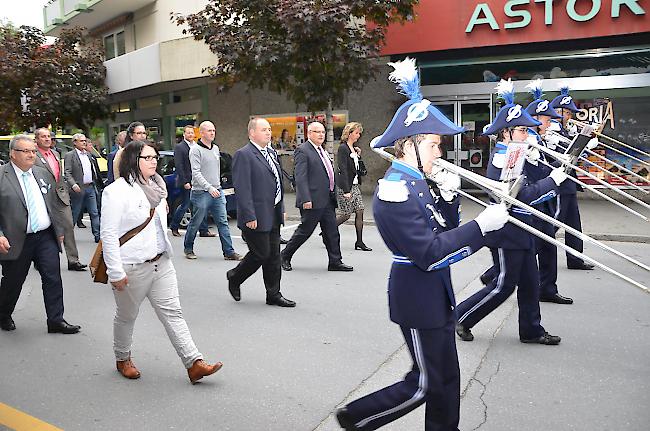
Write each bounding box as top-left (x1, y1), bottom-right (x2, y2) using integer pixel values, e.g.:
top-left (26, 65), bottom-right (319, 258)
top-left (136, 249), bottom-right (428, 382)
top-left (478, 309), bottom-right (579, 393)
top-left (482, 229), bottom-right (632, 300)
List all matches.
top-left (336, 407), bottom-right (359, 430)
top-left (0, 316), bottom-right (16, 331)
top-left (199, 231), bottom-right (217, 237)
top-left (68, 262), bottom-right (87, 271)
top-left (47, 320), bottom-right (81, 334)
top-left (279, 237), bottom-right (289, 245)
top-left (456, 323), bottom-right (474, 341)
top-left (479, 272), bottom-right (493, 285)
top-left (281, 257), bottom-right (292, 271)
top-left (567, 261), bottom-right (595, 270)
top-left (226, 269), bottom-right (241, 302)
top-left (354, 242), bottom-right (372, 251)
top-left (520, 332), bottom-right (561, 345)
top-left (540, 293), bottom-right (573, 304)
top-left (328, 262), bottom-right (353, 272)
top-left (171, 229), bottom-right (181, 237)
top-left (266, 295), bottom-right (296, 307)
top-left (77, 221), bottom-right (86, 228)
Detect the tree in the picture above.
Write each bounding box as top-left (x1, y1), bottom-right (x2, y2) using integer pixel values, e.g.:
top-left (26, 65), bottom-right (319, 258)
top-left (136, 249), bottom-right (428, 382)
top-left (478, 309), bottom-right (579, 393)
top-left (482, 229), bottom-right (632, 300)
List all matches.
top-left (172, 0), bottom-right (418, 151)
top-left (0, 25), bottom-right (110, 133)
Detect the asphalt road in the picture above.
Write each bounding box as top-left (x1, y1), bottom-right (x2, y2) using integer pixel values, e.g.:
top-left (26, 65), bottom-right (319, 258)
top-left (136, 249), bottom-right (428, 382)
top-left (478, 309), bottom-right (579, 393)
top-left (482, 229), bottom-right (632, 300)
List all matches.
top-left (1, 219), bottom-right (648, 431)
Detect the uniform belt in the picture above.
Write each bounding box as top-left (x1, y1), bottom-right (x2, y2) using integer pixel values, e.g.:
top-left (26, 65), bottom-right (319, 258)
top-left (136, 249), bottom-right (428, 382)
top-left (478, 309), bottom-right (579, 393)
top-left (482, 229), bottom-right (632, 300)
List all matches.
top-left (144, 253), bottom-right (164, 263)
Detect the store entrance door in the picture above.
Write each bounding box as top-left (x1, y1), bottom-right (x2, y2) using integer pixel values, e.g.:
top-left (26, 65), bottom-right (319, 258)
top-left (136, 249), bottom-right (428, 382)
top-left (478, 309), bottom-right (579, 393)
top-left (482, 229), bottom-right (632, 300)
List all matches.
top-left (435, 99), bottom-right (493, 179)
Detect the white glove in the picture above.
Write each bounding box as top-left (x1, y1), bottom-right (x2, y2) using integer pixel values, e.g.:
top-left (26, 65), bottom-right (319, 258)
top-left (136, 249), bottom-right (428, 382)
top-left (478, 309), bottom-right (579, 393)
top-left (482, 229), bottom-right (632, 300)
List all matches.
top-left (550, 167), bottom-right (568, 185)
top-left (526, 147), bottom-right (540, 165)
top-left (433, 170), bottom-right (461, 201)
top-left (586, 137), bottom-right (599, 150)
top-left (544, 132), bottom-right (561, 150)
top-left (547, 121), bottom-right (561, 132)
top-left (474, 203), bottom-right (508, 235)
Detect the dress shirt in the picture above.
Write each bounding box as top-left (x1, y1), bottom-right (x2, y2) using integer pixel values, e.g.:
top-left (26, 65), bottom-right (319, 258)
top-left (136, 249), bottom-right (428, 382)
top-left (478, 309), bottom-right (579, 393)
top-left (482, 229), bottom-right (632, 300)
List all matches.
top-left (75, 148), bottom-right (93, 184)
top-left (310, 141), bottom-right (334, 191)
top-left (37, 147), bottom-right (60, 182)
top-left (11, 163), bottom-right (52, 233)
top-left (251, 141), bottom-right (282, 205)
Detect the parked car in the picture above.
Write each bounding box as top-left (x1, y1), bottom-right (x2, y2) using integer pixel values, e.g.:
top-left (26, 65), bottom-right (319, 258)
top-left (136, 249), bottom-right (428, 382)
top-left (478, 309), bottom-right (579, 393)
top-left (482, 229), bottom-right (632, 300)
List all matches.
top-left (157, 150), bottom-right (237, 228)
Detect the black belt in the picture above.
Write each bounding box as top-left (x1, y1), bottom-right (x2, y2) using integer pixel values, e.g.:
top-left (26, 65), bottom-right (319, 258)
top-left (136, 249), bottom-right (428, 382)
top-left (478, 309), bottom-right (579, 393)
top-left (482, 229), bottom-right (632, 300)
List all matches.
top-left (144, 253), bottom-right (164, 263)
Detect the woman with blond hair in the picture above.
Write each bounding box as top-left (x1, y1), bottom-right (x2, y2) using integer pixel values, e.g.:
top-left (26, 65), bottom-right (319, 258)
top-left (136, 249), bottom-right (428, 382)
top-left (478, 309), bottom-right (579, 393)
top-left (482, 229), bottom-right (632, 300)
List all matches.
top-left (335, 122), bottom-right (371, 251)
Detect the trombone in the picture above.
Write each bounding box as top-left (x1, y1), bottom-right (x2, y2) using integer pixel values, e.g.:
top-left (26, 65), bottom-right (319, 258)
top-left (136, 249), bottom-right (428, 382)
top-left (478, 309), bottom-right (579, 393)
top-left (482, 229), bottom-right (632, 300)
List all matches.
top-left (371, 147), bottom-right (649, 293)
top-left (568, 119), bottom-right (650, 168)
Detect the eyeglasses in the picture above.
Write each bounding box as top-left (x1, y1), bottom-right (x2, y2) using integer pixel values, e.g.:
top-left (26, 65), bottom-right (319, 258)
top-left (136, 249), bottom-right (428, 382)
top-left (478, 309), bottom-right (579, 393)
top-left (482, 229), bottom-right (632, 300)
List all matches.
top-left (12, 148), bottom-right (38, 154)
top-left (133, 131), bottom-right (147, 135)
top-left (138, 155), bottom-right (160, 162)
top-left (512, 127), bottom-right (528, 132)
top-left (309, 130), bottom-right (326, 134)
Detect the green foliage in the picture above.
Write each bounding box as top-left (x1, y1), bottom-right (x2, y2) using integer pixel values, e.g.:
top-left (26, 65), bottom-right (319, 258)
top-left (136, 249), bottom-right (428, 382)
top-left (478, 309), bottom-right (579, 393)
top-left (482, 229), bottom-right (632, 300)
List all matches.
top-left (0, 25), bottom-right (111, 133)
top-left (172, 0), bottom-right (418, 112)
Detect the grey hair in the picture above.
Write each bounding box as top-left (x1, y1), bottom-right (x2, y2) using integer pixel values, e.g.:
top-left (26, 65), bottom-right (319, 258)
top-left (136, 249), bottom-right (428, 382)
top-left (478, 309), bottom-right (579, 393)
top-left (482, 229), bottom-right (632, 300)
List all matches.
top-left (72, 133), bottom-right (86, 142)
top-left (115, 130), bottom-right (127, 144)
top-left (34, 128), bottom-right (51, 139)
top-left (9, 134), bottom-right (34, 150)
top-left (247, 117), bottom-right (267, 133)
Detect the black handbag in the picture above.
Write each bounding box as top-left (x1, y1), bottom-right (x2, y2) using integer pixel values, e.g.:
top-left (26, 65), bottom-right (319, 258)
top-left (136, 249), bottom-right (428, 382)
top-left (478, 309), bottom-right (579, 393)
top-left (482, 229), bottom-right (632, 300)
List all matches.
top-left (357, 158), bottom-right (368, 177)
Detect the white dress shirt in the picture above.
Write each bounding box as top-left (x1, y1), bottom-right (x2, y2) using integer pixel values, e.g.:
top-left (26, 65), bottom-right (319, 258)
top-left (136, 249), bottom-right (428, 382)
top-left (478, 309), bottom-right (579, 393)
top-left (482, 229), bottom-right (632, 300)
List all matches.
top-left (11, 163), bottom-right (52, 233)
top-left (75, 148), bottom-right (93, 185)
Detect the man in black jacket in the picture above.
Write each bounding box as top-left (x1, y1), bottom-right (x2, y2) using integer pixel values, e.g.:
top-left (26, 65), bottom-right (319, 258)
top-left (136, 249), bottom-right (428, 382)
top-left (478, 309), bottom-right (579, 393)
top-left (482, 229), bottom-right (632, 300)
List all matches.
top-left (280, 121), bottom-right (353, 272)
top-left (170, 125), bottom-right (211, 237)
top-left (227, 118), bottom-right (295, 307)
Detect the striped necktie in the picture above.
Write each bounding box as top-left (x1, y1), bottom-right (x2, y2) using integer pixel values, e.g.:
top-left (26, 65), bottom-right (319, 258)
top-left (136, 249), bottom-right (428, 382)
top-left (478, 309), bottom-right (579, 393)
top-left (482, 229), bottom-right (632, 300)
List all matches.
top-left (22, 172), bottom-right (40, 233)
top-left (260, 147), bottom-right (281, 204)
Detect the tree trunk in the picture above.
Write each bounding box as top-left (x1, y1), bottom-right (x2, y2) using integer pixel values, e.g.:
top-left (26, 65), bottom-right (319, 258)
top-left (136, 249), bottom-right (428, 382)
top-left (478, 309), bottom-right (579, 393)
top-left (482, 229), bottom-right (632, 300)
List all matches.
top-left (325, 100), bottom-right (334, 155)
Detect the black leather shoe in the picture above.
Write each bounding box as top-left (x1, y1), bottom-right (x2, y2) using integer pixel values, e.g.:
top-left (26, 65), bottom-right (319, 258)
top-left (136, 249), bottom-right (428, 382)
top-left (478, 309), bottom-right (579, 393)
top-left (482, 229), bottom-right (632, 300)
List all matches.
top-left (171, 228), bottom-right (181, 237)
top-left (567, 261), bottom-right (595, 270)
top-left (266, 295), bottom-right (296, 307)
top-left (279, 237), bottom-right (289, 245)
top-left (199, 231), bottom-right (217, 238)
top-left (328, 262), bottom-right (353, 272)
top-left (540, 293), bottom-right (573, 304)
top-left (336, 407), bottom-right (359, 430)
top-left (226, 269), bottom-right (241, 302)
top-left (354, 242), bottom-right (372, 251)
top-left (520, 332), bottom-right (561, 345)
top-left (68, 262), bottom-right (87, 271)
top-left (281, 257), bottom-right (292, 271)
top-left (456, 323), bottom-right (474, 341)
top-left (479, 272), bottom-right (493, 285)
top-left (0, 316), bottom-right (16, 331)
top-left (77, 221), bottom-right (86, 228)
top-left (47, 320), bottom-right (81, 334)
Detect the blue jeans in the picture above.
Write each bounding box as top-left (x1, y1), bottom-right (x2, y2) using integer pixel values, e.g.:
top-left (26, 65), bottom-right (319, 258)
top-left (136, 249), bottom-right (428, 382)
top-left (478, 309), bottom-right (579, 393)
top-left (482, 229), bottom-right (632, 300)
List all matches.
top-left (183, 190), bottom-right (235, 256)
top-left (70, 186), bottom-right (100, 241)
top-left (170, 188), bottom-right (208, 232)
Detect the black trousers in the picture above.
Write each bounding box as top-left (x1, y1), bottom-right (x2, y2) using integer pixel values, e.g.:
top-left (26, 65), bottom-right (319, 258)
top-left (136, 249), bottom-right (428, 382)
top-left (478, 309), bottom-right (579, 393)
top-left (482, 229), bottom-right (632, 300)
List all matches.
top-left (229, 209), bottom-right (282, 299)
top-left (535, 221), bottom-right (558, 297)
top-left (281, 201), bottom-right (342, 265)
top-left (556, 193), bottom-right (585, 266)
top-left (0, 228), bottom-right (65, 323)
top-left (345, 323), bottom-right (460, 431)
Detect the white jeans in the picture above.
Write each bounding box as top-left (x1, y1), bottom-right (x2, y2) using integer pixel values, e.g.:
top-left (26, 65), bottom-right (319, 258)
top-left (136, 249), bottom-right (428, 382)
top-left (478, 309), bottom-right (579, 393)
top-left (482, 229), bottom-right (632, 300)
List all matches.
top-left (113, 255), bottom-right (201, 368)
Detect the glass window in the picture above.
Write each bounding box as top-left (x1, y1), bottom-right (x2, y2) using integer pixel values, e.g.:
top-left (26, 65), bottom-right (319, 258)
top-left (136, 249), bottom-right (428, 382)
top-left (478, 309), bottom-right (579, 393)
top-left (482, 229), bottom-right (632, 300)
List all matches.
top-left (172, 87), bottom-right (202, 103)
top-left (116, 31), bottom-right (126, 57)
top-left (104, 34), bottom-right (115, 60)
top-left (136, 96), bottom-right (162, 110)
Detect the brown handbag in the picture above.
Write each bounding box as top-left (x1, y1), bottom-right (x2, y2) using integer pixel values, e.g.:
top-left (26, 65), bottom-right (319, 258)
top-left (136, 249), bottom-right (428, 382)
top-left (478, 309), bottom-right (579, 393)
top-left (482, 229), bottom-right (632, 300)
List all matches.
top-left (89, 209), bottom-right (156, 284)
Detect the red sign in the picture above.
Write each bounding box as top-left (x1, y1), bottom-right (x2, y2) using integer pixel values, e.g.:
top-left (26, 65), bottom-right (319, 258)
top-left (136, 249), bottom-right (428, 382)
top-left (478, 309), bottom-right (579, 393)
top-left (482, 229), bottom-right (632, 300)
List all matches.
top-left (382, 0), bottom-right (649, 55)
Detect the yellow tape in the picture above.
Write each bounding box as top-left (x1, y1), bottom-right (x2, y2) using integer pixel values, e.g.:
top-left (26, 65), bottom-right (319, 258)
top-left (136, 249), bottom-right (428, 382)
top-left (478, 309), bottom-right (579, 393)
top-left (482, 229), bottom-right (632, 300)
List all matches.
top-left (0, 403), bottom-right (63, 431)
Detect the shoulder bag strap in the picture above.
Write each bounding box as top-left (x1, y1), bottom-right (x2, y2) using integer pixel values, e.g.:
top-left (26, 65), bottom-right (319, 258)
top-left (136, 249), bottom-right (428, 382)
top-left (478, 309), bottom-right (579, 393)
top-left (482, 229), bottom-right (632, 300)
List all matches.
top-left (118, 208), bottom-right (156, 246)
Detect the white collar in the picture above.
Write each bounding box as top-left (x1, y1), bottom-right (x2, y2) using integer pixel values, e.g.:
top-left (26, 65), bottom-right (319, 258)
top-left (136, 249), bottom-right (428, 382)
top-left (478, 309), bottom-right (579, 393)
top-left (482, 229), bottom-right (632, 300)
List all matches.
top-left (11, 162), bottom-right (32, 178)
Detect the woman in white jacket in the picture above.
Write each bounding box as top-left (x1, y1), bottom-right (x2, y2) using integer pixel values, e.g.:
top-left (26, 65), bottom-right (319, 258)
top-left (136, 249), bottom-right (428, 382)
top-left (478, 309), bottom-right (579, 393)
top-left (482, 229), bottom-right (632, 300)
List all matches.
top-left (101, 140), bottom-right (222, 383)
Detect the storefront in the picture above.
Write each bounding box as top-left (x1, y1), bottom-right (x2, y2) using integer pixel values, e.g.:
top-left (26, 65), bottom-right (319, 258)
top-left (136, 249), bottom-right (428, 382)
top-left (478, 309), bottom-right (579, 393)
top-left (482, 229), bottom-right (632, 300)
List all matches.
top-left (382, 0), bottom-right (650, 186)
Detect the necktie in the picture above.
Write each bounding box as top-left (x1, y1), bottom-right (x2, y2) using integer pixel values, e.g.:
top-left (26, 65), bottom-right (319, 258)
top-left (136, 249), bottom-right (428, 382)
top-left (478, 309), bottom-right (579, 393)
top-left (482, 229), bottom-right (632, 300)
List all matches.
top-left (317, 146), bottom-right (334, 191)
top-left (22, 172), bottom-right (40, 233)
top-left (261, 148), bottom-right (281, 204)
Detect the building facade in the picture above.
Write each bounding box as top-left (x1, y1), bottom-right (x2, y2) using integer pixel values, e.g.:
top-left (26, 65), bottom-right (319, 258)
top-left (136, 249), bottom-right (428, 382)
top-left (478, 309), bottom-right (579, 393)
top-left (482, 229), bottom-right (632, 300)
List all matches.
top-left (44, 0), bottom-right (649, 191)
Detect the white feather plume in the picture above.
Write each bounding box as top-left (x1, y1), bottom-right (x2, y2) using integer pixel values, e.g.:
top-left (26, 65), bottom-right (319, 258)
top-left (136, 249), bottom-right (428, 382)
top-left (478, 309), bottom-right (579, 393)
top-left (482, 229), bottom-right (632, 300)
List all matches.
top-left (525, 78), bottom-right (543, 92)
top-left (387, 57), bottom-right (422, 101)
top-left (495, 78), bottom-right (515, 104)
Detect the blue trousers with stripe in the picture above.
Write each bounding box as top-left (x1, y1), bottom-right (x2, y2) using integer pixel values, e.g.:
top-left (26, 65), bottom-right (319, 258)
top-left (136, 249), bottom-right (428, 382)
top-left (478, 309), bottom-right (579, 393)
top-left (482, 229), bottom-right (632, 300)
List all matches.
top-left (556, 193), bottom-right (585, 267)
top-left (345, 323), bottom-right (460, 430)
top-left (534, 221), bottom-right (558, 298)
top-left (456, 248), bottom-right (545, 340)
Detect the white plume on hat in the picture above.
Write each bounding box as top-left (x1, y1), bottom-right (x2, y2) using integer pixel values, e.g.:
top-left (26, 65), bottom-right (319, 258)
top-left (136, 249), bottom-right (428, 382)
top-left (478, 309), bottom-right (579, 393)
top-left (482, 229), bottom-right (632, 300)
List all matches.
top-left (495, 78), bottom-right (515, 104)
top-left (387, 57), bottom-right (423, 101)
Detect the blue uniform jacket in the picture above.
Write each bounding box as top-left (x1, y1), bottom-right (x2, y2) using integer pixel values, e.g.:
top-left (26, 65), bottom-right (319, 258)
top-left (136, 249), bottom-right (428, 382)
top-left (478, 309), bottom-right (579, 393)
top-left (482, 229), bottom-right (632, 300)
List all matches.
top-left (551, 120), bottom-right (582, 194)
top-left (527, 129), bottom-right (557, 221)
top-left (373, 161), bottom-right (486, 329)
top-left (484, 142), bottom-right (558, 250)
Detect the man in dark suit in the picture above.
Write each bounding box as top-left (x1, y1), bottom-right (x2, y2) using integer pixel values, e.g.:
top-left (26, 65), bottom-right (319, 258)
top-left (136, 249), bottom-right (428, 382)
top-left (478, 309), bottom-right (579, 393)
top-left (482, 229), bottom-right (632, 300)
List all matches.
top-left (64, 133), bottom-right (101, 243)
top-left (106, 131), bottom-right (126, 185)
top-left (33, 128), bottom-right (86, 271)
top-left (227, 118), bottom-right (295, 307)
top-left (169, 125), bottom-right (211, 237)
top-left (280, 121), bottom-right (352, 272)
top-left (0, 135), bottom-right (81, 334)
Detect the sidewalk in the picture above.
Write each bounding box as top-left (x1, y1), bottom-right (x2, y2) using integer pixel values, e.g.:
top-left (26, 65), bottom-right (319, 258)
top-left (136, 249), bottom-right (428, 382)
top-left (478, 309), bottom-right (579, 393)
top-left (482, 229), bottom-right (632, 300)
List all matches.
top-left (283, 191), bottom-right (650, 243)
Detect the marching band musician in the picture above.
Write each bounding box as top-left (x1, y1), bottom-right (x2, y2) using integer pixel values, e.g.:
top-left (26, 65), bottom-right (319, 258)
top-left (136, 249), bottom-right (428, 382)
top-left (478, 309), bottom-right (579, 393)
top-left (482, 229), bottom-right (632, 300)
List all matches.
top-left (524, 80), bottom-right (574, 305)
top-left (336, 58), bottom-right (508, 431)
top-left (549, 87), bottom-right (595, 270)
top-left (455, 79), bottom-right (569, 345)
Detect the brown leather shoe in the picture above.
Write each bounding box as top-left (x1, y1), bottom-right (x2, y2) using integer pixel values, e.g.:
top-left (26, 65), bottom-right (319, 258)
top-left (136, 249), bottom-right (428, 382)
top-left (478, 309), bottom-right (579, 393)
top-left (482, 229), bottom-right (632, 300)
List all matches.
top-left (187, 359), bottom-right (223, 384)
top-left (116, 358), bottom-right (141, 379)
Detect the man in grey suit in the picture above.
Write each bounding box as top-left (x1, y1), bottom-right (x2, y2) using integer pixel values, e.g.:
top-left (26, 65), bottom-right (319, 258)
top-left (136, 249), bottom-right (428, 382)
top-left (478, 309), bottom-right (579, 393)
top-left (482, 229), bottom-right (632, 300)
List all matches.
top-left (33, 128), bottom-right (86, 271)
top-left (0, 135), bottom-right (81, 333)
top-left (64, 133), bottom-right (101, 243)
